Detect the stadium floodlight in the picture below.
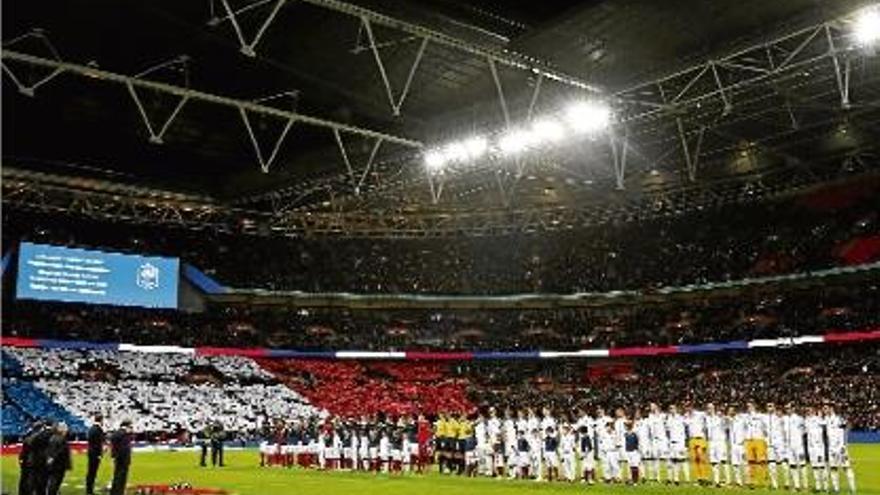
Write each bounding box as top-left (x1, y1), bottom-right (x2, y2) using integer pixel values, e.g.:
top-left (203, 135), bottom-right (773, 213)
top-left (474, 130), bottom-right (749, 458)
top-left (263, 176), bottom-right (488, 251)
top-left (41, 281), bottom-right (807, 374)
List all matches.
top-left (462, 136), bottom-right (488, 159)
top-left (442, 141), bottom-right (469, 163)
top-left (564, 100), bottom-right (612, 133)
top-left (424, 150), bottom-right (446, 171)
top-left (853, 5), bottom-right (880, 46)
top-left (530, 119), bottom-right (566, 143)
top-left (498, 129), bottom-right (535, 155)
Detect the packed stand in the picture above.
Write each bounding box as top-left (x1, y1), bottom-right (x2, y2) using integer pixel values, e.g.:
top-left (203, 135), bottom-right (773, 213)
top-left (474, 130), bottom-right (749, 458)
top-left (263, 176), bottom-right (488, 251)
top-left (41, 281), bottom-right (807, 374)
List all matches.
top-left (463, 345), bottom-right (880, 431)
top-left (1, 349), bottom-right (323, 442)
top-left (4, 280), bottom-right (878, 351)
top-left (259, 360), bottom-right (474, 418)
top-left (3, 177), bottom-right (878, 295)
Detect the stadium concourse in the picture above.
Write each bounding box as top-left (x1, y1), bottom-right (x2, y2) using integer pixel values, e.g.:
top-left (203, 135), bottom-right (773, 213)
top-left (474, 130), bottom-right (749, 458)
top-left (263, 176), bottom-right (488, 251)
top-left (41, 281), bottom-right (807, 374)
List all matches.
top-left (4, 0), bottom-right (880, 494)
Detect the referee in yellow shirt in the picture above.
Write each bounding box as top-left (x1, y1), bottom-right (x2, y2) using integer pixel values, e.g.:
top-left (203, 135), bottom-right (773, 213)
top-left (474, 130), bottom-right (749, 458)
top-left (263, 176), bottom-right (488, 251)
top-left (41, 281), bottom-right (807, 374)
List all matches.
top-left (435, 413), bottom-right (449, 473)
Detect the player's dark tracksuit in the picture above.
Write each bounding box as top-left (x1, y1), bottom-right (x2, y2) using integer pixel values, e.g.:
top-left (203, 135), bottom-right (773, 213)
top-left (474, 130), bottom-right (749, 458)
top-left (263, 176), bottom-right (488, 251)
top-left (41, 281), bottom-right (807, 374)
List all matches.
top-left (86, 424), bottom-right (106, 495)
top-left (45, 432), bottom-right (72, 495)
top-left (109, 429), bottom-right (132, 495)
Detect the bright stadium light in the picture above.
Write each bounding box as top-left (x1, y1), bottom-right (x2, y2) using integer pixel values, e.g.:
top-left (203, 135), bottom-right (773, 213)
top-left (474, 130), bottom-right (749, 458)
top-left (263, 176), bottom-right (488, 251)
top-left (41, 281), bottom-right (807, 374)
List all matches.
top-left (530, 119), bottom-right (566, 143)
top-left (564, 100), bottom-right (612, 133)
top-left (853, 5), bottom-right (880, 46)
top-left (443, 141), bottom-right (469, 162)
top-left (498, 129), bottom-right (535, 155)
top-left (463, 136), bottom-right (488, 159)
top-left (424, 150), bottom-right (445, 171)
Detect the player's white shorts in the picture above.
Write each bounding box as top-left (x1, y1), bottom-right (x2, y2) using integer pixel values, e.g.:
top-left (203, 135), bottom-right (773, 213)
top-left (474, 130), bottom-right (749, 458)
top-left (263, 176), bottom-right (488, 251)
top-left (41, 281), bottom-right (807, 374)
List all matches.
top-left (669, 441), bottom-right (687, 461)
top-left (708, 440), bottom-right (727, 464)
top-left (730, 444), bottom-right (745, 466)
top-left (517, 452), bottom-right (531, 468)
top-left (602, 451), bottom-right (620, 478)
top-left (626, 451), bottom-right (642, 467)
top-left (651, 440), bottom-right (670, 459)
top-left (506, 446), bottom-right (518, 466)
top-left (580, 451), bottom-right (596, 470)
top-left (343, 447), bottom-right (356, 460)
top-left (259, 442), bottom-right (275, 455)
top-left (786, 447), bottom-right (805, 466)
top-left (828, 447), bottom-right (850, 468)
top-left (324, 447), bottom-right (340, 460)
top-left (543, 451), bottom-right (559, 468)
top-left (390, 449), bottom-right (403, 462)
top-left (807, 445), bottom-right (825, 467)
top-left (767, 443), bottom-right (785, 463)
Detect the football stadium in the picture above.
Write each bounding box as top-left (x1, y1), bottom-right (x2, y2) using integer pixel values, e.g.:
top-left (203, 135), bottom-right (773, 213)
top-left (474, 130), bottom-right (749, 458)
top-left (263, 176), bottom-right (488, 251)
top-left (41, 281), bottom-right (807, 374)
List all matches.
top-left (2, 1), bottom-right (880, 494)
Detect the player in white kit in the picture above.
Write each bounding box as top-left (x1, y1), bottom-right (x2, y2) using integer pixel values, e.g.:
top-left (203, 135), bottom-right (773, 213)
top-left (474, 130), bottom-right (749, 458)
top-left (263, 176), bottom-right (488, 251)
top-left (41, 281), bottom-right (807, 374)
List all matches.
top-left (805, 406), bottom-right (828, 491)
top-left (729, 406), bottom-right (748, 487)
top-left (634, 409), bottom-right (652, 483)
top-left (766, 402), bottom-right (788, 489)
top-left (783, 403), bottom-right (808, 491)
top-left (666, 404), bottom-right (690, 484)
top-left (504, 409), bottom-right (519, 478)
top-left (559, 423), bottom-right (578, 482)
top-left (705, 403), bottom-right (730, 487)
top-left (613, 408), bottom-right (629, 482)
top-left (647, 403), bottom-right (669, 483)
top-left (824, 404), bottom-right (856, 494)
top-left (598, 422), bottom-right (620, 482)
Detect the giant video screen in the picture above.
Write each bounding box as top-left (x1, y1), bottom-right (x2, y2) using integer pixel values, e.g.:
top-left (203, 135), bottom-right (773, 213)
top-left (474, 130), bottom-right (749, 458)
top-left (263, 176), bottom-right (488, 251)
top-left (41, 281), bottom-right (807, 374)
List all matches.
top-left (16, 242), bottom-right (179, 309)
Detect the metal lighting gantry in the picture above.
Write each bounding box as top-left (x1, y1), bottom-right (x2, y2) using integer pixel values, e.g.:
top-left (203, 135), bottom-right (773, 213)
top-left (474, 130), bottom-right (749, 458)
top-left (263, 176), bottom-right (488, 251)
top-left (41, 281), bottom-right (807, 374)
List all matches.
top-left (2, 3), bottom-right (879, 236)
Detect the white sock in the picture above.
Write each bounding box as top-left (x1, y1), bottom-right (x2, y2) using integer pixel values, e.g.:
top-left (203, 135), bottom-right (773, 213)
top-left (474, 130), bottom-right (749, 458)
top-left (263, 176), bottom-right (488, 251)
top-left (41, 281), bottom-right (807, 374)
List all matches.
top-left (831, 468), bottom-right (840, 492)
top-left (769, 462), bottom-right (779, 488)
top-left (734, 465), bottom-right (743, 486)
top-left (712, 464), bottom-right (720, 485)
top-left (791, 466), bottom-right (800, 490)
top-left (724, 462), bottom-right (731, 484)
top-left (845, 467), bottom-right (856, 494)
top-left (814, 467), bottom-right (825, 491)
top-left (681, 461), bottom-right (690, 482)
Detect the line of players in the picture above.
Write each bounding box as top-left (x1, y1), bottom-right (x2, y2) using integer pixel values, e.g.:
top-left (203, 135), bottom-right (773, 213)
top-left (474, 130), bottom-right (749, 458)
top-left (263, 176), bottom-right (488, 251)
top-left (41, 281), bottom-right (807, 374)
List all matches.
top-left (259, 414), bottom-right (432, 472)
top-left (434, 401), bottom-right (856, 493)
top-left (257, 401), bottom-right (856, 493)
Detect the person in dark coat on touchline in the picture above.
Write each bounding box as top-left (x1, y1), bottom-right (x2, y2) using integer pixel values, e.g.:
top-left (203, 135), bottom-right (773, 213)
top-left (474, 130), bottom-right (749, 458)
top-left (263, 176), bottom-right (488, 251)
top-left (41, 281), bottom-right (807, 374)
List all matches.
top-left (45, 422), bottom-right (72, 495)
top-left (18, 419), bottom-right (49, 495)
top-left (109, 420), bottom-right (133, 495)
top-left (86, 414), bottom-right (106, 495)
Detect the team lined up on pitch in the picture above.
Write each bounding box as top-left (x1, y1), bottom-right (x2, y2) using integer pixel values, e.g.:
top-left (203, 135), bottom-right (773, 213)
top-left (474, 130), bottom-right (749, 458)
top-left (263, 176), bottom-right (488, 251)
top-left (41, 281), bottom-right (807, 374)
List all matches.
top-left (259, 401), bottom-right (857, 492)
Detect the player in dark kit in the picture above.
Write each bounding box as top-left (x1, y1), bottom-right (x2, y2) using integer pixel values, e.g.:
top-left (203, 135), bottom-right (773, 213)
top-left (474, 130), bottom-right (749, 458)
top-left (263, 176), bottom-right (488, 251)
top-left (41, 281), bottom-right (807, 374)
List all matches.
top-left (86, 415), bottom-right (106, 495)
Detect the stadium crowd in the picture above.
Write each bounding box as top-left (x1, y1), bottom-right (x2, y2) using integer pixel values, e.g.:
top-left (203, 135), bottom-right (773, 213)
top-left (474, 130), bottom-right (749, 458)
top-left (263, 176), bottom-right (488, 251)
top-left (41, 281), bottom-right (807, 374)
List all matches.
top-left (2, 348), bottom-right (323, 441)
top-left (3, 177), bottom-right (878, 295)
top-left (4, 279), bottom-right (877, 351)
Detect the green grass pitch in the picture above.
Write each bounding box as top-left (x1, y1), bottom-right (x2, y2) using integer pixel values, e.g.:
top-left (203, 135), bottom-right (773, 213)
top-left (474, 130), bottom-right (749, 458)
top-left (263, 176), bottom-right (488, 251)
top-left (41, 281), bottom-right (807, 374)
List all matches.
top-left (3, 446), bottom-right (880, 495)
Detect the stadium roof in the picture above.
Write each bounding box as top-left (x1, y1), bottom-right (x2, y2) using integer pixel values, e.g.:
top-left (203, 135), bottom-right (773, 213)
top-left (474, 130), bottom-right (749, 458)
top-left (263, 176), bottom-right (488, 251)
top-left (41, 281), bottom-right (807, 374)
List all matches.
top-left (3, 0), bottom-right (879, 235)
